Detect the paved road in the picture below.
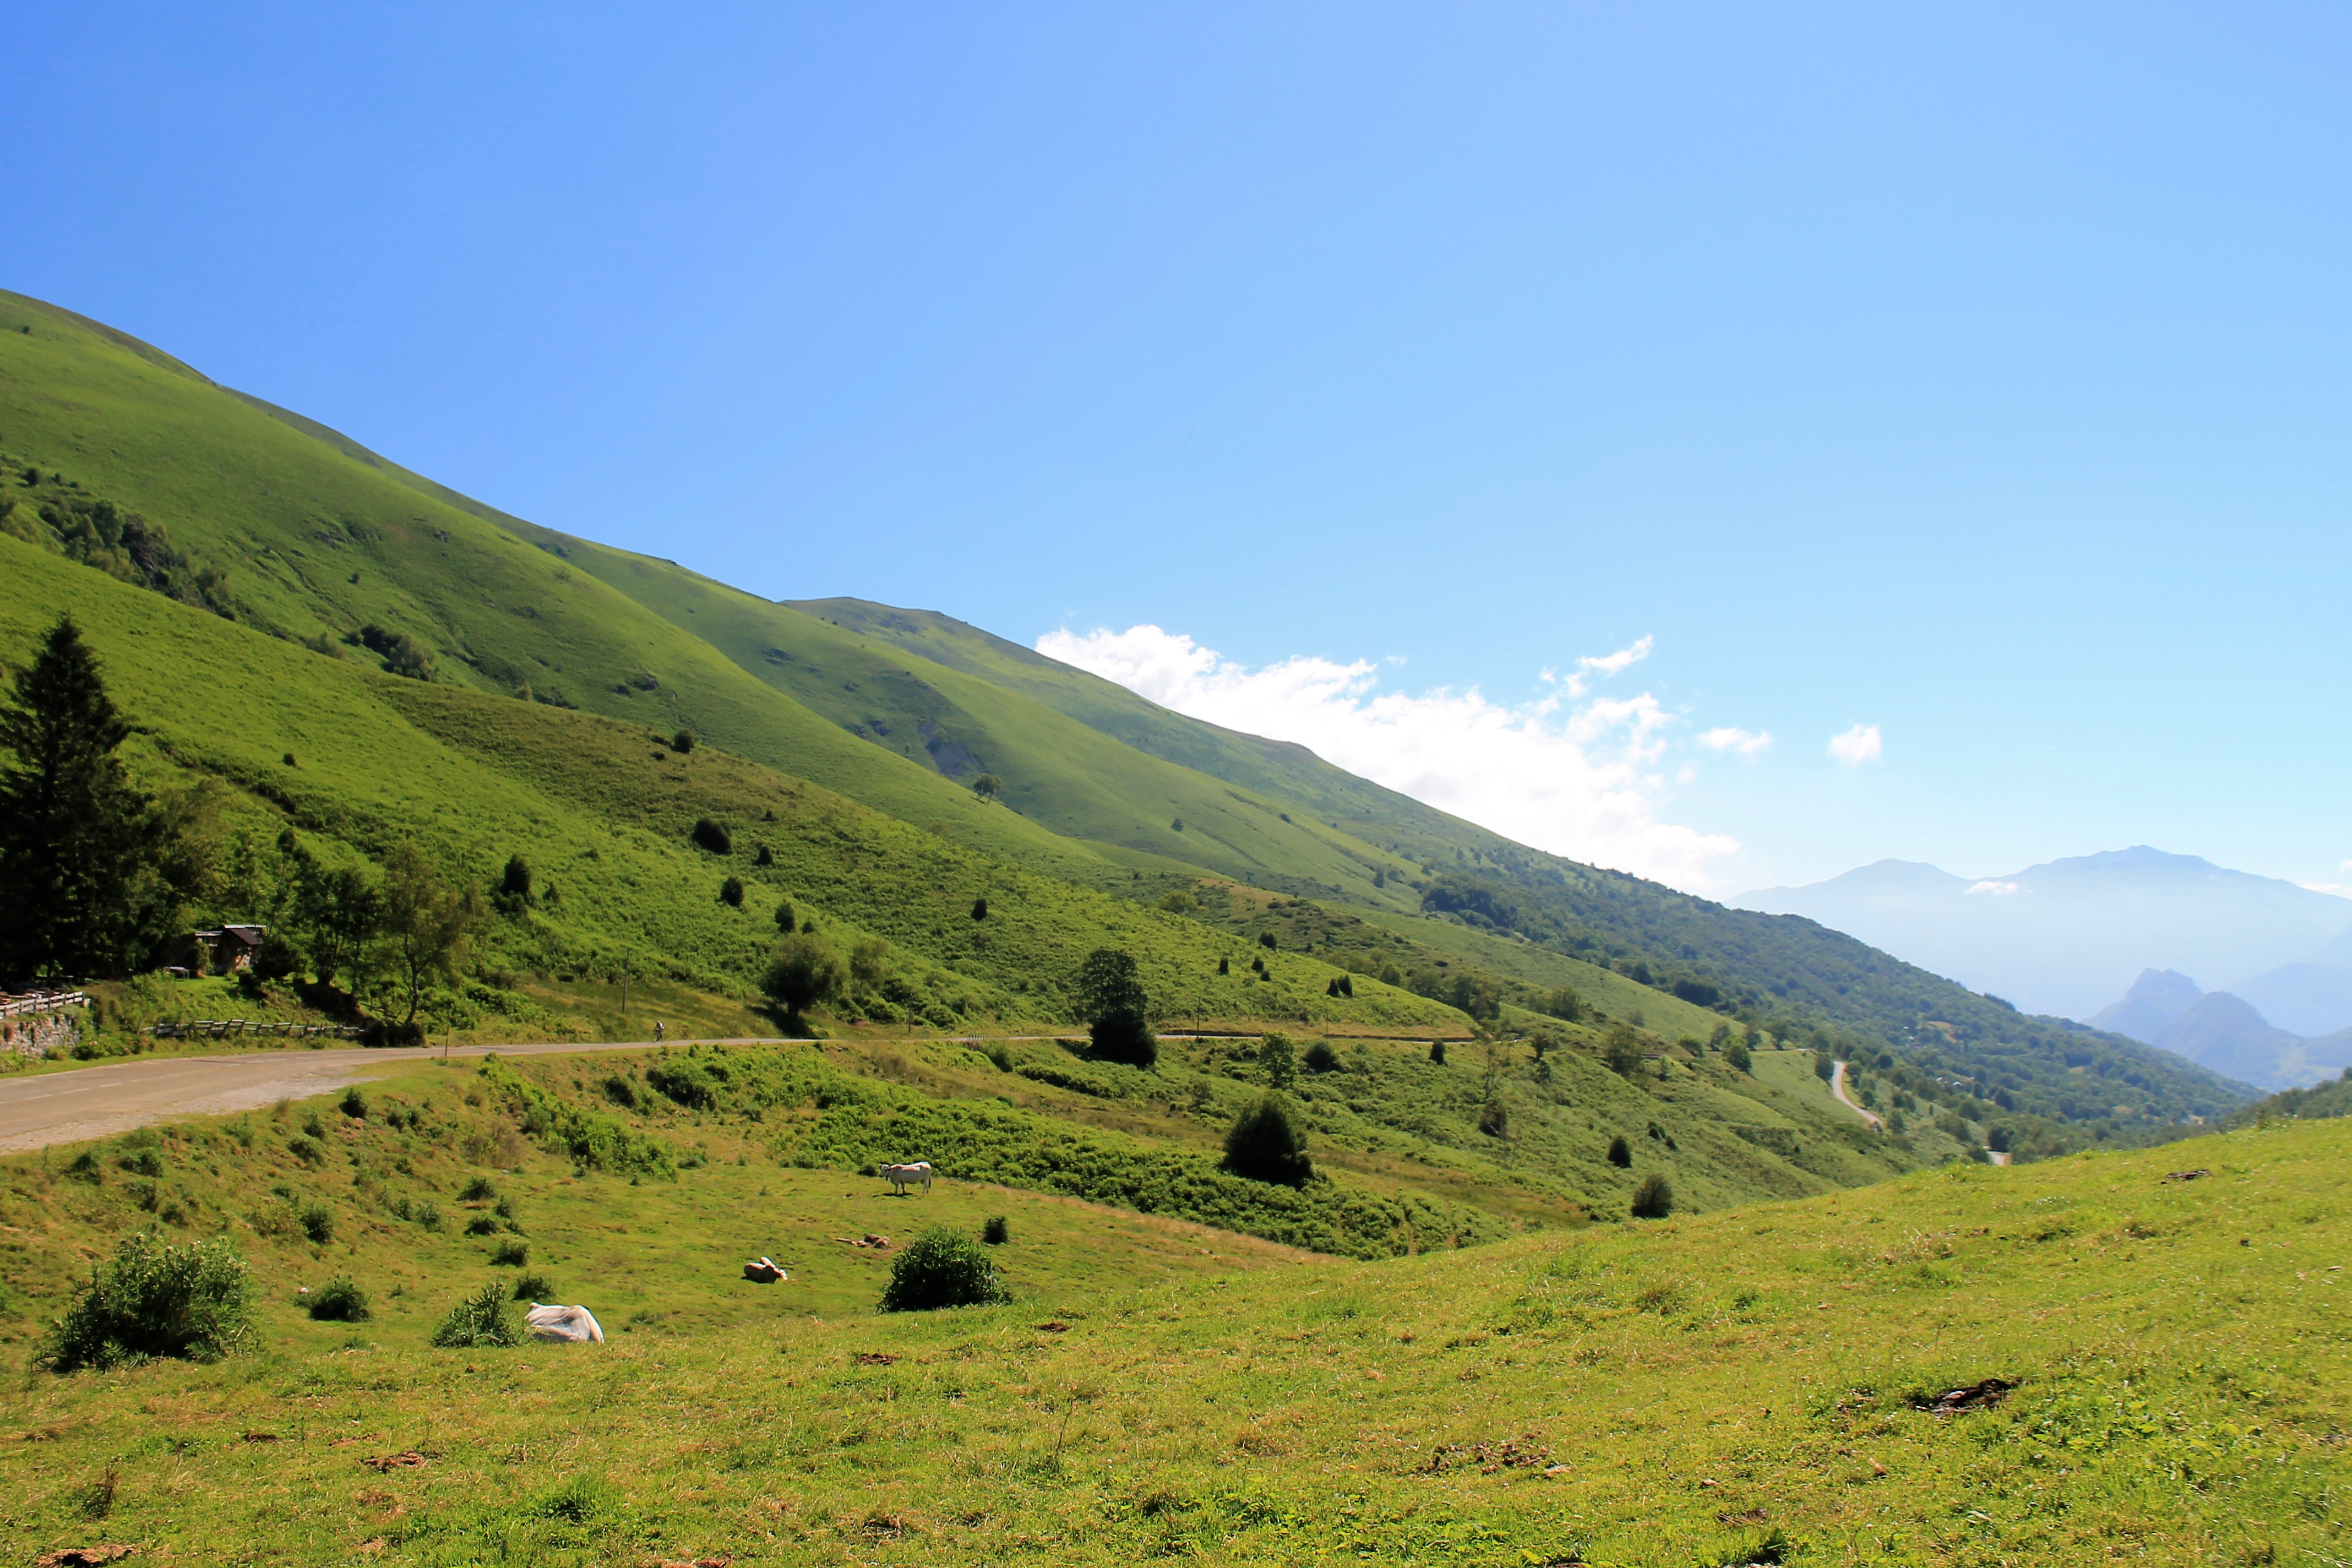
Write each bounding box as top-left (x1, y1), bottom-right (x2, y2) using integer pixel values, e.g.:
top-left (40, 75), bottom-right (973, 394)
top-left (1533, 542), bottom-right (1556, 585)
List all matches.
top-left (1828, 1059), bottom-right (1887, 1131)
top-left (0, 1037), bottom-right (775, 1155)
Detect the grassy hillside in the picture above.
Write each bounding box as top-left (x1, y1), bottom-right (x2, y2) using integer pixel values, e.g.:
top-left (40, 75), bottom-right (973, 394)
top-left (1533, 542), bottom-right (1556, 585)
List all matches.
top-left (0, 286), bottom-right (2245, 1153)
top-left (794, 600), bottom-right (2255, 1136)
top-left (1, 1054), bottom-right (2341, 1565)
top-left (0, 537), bottom-right (1458, 1037)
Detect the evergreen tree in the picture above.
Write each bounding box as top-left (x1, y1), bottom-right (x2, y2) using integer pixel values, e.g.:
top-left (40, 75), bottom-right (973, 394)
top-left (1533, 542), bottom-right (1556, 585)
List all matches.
top-left (0, 616), bottom-right (149, 980)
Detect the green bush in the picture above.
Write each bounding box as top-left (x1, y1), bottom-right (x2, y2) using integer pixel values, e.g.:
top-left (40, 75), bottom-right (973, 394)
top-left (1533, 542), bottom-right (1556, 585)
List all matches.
top-left (1631, 1173), bottom-right (1674, 1219)
top-left (879, 1226), bottom-right (1013, 1313)
top-left (430, 1281), bottom-right (522, 1348)
top-left (298, 1202), bottom-right (334, 1244)
top-left (460, 1175), bottom-right (498, 1201)
top-left (1724, 1038), bottom-right (1754, 1074)
top-left (511, 1271), bottom-right (553, 1300)
top-left (306, 1276), bottom-right (370, 1321)
top-left (1223, 1095), bottom-right (1312, 1186)
top-left (39, 1232), bottom-right (258, 1373)
top-left (1607, 1135), bottom-right (1632, 1168)
top-left (491, 1239), bottom-right (530, 1267)
top-left (465, 1214), bottom-right (500, 1237)
top-left (689, 815), bottom-right (729, 853)
top-left (719, 875), bottom-right (745, 908)
top-left (339, 1086), bottom-right (368, 1119)
top-left (763, 933), bottom-right (846, 1026)
top-left (981, 1215), bottom-right (1010, 1245)
top-left (1302, 1040), bottom-right (1342, 1075)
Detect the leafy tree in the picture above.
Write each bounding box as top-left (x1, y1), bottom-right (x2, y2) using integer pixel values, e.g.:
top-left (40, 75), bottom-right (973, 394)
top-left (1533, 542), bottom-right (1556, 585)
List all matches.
top-left (774, 897), bottom-right (797, 933)
top-left (971, 896), bottom-right (988, 920)
top-left (849, 936), bottom-right (889, 992)
top-left (1077, 947), bottom-right (1155, 1067)
top-left (1222, 1095), bottom-right (1312, 1186)
top-left (295, 862), bottom-right (380, 993)
top-left (0, 615), bottom-right (153, 981)
top-left (1217, 955), bottom-right (1229, 976)
top-left (381, 844), bottom-right (483, 1026)
top-left (39, 1232), bottom-right (258, 1373)
top-left (1302, 1039), bottom-right (1342, 1074)
top-left (357, 624), bottom-right (435, 681)
top-left (981, 1215), bottom-right (1010, 1245)
top-left (1257, 932), bottom-right (1277, 951)
top-left (719, 875), bottom-right (745, 908)
top-left (763, 933), bottom-right (846, 1028)
top-left (1607, 1135), bottom-right (1632, 1168)
top-left (879, 1226), bottom-right (1011, 1312)
top-left (1814, 1050), bottom-right (1835, 1082)
top-left (753, 843), bottom-right (774, 867)
top-left (1724, 1036), bottom-right (1754, 1074)
top-left (1630, 1173), bottom-right (1674, 1219)
top-left (1429, 1039), bottom-right (1447, 1065)
top-left (1257, 1031), bottom-right (1297, 1090)
top-left (1603, 1023), bottom-right (1647, 1078)
top-left (497, 854), bottom-right (532, 906)
top-left (970, 773), bottom-right (1001, 800)
top-left (690, 817), bottom-right (731, 854)
top-left (670, 729), bottom-right (696, 754)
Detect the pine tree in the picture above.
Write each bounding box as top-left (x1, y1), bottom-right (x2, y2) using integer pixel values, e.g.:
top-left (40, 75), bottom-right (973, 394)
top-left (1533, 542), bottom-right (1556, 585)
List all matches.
top-left (0, 616), bottom-right (149, 980)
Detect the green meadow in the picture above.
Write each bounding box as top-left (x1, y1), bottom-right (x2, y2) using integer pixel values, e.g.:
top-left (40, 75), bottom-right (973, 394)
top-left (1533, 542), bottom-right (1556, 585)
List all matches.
top-left (1, 1048), bottom-right (2343, 1566)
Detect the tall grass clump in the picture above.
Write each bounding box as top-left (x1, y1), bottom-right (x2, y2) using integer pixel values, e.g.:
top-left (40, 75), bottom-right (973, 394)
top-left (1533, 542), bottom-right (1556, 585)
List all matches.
top-left (431, 1281), bottom-right (523, 1347)
top-left (879, 1226), bottom-right (1012, 1313)
top-left (39, 1232), bottom-right (258, 1373)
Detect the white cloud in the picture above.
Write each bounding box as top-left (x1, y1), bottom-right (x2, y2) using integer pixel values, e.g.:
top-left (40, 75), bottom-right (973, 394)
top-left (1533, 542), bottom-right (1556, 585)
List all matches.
top-left (1698, 725), bottom-right (1773, 758)
top-left (2302, 883), bottom-right (2352, 898)
top-left (1966, 880), bottom-right (2023, 897)
top-left (1827, 723), bottom-right (1883, 766)
top-left (1033, 624), bottom-right (1740, 892)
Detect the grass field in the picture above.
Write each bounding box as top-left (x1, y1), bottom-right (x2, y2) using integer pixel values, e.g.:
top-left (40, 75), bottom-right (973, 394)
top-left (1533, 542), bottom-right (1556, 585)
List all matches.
top-left (0, 1050), bottom-right (2341, 1566)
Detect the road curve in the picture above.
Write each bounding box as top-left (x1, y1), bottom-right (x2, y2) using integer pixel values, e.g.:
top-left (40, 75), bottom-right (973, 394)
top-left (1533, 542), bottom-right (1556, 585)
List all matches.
top-left (0, 1037), bottom-right (783, 1155)
top-left (1828, 1059), bottom-right (1886, 1131)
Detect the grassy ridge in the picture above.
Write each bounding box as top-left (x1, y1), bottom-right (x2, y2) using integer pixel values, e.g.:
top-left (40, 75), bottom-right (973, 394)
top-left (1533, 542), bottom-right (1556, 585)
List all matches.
top-left (0, 1057), bottom-right (2340, 1565)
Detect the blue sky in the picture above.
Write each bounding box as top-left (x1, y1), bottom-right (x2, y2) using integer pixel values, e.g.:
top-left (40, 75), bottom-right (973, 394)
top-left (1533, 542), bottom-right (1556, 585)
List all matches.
top-left (9, 3), bottom-right (2348, 895)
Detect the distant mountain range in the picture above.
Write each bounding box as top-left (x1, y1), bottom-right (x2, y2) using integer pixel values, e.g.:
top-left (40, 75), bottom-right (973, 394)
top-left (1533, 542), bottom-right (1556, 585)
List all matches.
top-left (1734, 847), bottom-right (2352, 1033)
top-left (2088, 970), bottom-right (2352, 1092)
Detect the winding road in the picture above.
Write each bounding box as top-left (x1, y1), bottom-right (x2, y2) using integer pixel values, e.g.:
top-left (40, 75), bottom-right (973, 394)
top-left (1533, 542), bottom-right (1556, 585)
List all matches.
top-left (1828, 1059), bottom-right (1886, 1131)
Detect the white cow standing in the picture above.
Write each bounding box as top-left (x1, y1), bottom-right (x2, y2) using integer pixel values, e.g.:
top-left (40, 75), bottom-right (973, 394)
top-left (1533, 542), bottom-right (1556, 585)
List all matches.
top-left (879, 1161), bottom-right (933, 1195)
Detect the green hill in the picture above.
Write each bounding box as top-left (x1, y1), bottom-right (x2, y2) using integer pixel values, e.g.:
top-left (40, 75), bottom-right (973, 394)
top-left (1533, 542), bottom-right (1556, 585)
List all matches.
top-left (0, 286), bottom-right (2248, 1166)
top-left (0, 1053), bottom-right (2338, 1565)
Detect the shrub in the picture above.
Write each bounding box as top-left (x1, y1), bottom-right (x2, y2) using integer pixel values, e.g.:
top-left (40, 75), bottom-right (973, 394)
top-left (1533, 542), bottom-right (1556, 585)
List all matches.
top-left (297, 1202), bottom-right (334, 1244)
top-left (1223, 1095), bottom-right (1312, 1186)
top-left (1724, 1038), bottom-right (1754, 1074)
top-left (970, 896), bottom-right (988, 920)
top-left (981, 1215), bottom-right (1010, 1245)
top-left (460, 1175), bottom-right (498, 1201)
top-left (307, 1276), bottom-right (371, 1322)
top-left (339, 1086), bottom-right (368, 1119)
top-left (671, 729), bottom-right (696, 754)
top-left (1631, 1173), bottom-right (1675, 1219)
top-left (1257, 932), bottom-right (1277, 951)
top-left (1429, 1040), bottom-right (1447, 1065)
top-left (879, 1226), bottom-right (1013, 1313)
top-left (1607, 1135), bottom-right (1632, 1168)
top-left (647, 1058), bottom-right (722, 1109)
top-left (1090, 1009), bottom-right (1157, 1068)
top-left (40, 1232), bottom-right (258, 1373)
top-left (430, 1281), bottom-right (522, 1348)
top-left (774, 897), bottom-right (797, 933)
top-left (416, 1200), bottom-right (444, 1231)
top-left (719, 875), bottom-right (745, 908)
top-left (690, 816), bottom-right (730, 853)
top-left (754, 843), bottom-right (775, 866)
top-left (1477, 1101), bottom-right (1508, 1137)
top-left (601, 1074), bottom-right (638, 1108)
top-left (491, 1239), bottom-right (530, 1267)
top-left (465, 1212), bottom-right (500, 1237)
top-left (511, 1271), bottom-right (552, 1300)
top-left (1815, 1050), bottom-right (1836, 1082)
top-left (1301, 1040), bottom-right (1342, 1075)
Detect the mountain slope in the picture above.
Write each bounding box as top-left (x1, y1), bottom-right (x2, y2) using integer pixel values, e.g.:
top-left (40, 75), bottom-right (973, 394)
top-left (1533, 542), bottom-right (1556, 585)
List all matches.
top-left (0, 289), bottom-right (2252, 1144)
top-left (2088, 968), bottom-right (2205, 1042)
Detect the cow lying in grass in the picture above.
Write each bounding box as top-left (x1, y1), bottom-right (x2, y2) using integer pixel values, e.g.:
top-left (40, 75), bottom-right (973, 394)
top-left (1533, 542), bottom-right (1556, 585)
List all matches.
top-left (880, 1161), bottom-right (933, 1195)
top-left (524, 1304), bottom-right (605, 1343)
